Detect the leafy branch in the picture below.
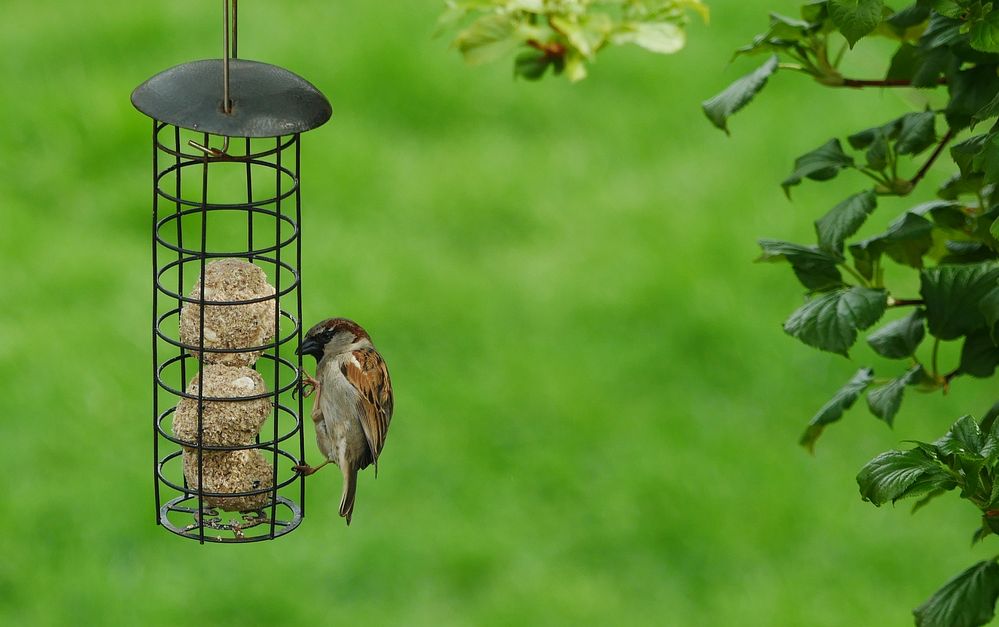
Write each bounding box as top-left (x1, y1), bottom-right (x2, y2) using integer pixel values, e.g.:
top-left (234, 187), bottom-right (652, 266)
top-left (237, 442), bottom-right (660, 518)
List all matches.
top-left (706, 1), bottom-right (999, 624)
top-left (439, 0), bottom-right (708, 81)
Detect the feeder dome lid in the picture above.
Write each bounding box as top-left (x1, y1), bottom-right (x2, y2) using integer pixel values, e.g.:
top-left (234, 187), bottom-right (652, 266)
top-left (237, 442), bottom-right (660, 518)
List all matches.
top-left (131, 59), bottom-right (332, 137)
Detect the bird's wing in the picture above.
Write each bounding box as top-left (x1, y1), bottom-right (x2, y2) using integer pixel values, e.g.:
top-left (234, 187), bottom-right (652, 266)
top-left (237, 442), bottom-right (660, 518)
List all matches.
top-left (340, 347), bottom-right (394, 467)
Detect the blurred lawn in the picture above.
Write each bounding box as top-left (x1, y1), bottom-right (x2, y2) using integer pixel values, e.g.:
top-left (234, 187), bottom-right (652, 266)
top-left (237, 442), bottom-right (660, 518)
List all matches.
top-left (1, 1), bottom-right (997, 625)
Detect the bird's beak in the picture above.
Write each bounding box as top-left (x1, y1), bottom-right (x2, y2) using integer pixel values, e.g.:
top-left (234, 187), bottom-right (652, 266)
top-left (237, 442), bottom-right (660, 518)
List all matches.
top-left (297, 337), bottom-right (320, 357)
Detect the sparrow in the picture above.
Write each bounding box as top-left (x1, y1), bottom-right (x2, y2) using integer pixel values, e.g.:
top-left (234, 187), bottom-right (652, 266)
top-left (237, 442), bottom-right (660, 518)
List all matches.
top-left (295, 317), bottom-right (394, 525)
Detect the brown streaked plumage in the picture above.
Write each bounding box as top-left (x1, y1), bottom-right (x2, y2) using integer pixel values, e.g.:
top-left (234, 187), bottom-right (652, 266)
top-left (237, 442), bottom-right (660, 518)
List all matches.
top-left (295, 317), bottom-right (394, 525)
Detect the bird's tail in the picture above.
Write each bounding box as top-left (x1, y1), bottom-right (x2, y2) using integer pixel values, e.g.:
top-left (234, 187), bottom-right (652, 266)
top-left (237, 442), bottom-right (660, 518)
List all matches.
top-left (339, 464), bottom-right (357, 526)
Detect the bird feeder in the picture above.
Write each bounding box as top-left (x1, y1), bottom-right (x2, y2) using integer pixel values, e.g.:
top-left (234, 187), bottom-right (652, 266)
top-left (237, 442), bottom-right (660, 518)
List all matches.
top-left (132, 0), bottom-right (331, 542)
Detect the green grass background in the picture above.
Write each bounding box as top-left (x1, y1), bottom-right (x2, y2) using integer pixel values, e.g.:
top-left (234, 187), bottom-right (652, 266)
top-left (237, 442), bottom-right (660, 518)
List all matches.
top-left (1, 1), bottom-right (997, 625)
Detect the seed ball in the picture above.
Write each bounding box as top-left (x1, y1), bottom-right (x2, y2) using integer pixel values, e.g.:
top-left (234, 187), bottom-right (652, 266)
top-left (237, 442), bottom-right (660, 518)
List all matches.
top-left (182, 448), bottom-right (275, 512)
top-left (180, 258), bottom-right (277, 367)
top-left (172, 365), bottom-right (271, 447)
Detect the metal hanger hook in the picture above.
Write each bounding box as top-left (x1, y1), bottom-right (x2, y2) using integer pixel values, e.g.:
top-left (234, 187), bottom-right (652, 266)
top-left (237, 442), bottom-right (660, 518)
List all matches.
top-left (187, 0), bottom-right (238, 158)
top-left (189, 135), bottom-right (231, 158)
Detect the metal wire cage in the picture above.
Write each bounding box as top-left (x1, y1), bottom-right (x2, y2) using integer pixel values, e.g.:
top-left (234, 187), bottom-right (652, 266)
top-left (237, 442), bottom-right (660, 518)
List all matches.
top-left (131, 1), bottom-right (331, 543)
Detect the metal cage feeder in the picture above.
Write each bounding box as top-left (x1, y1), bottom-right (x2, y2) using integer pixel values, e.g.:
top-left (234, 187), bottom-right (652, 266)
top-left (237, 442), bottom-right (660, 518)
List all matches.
top-left (132, 0), bottom-right (331, 543)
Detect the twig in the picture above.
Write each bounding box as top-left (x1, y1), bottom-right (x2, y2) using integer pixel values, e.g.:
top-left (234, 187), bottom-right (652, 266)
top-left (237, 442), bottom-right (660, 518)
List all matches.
top-left (837, 77), bottom-right (949, 88)
top-left (910, 128), bottom-right (957, 190)
top-left (887, 297), bottom-right (924, 307)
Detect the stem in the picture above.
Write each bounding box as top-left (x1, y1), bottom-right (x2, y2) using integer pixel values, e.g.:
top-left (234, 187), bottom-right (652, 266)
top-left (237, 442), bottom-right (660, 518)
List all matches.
top-left (887, 298), bottom-right (925, 307)
top-left (857, 168), bottom-right (891, 187)
top-left (526, 39), bottom-right (565, 57)
top-left (778, 63), bottom-right (808, 73)
top-left (837, 77), bottom-right (949, 88)
top-left (931, 337), bottom-right (941, 379)
top-left (840, 262), bottom-right (871, 287)
top-left (909, 128), bottom-right (957, 190)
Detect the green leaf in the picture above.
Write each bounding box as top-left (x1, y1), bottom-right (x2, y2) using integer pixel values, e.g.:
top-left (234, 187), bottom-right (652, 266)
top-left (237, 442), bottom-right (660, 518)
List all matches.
top-left (974, 92), bottom-right (999, 125)
top-left (615, 22), bottom-right (685, 54)
top-left (454, 14), bottom-right (519, 66)
top-left (979, 285), bottom-right (999, 342)
top-left (848, 117), bottom-right (903, 150)
top-left (829, 0), bottom-right (885, 47)
top-left (800, 367), bottom-right (875, 452)
top-left (935, 414), bottom-right (985, 458)
top-left (911, 199), bottom-right (967, 230)
top-left (960, 329), bottom-right (999, 378)
top-left (757, 240), bottom-right (845, 291)
top-left (970, 11), bottom-right (999, 53)
top-left (886, 3), bottom-right (931, 32)
top-left (867, 309), bottom-right (926, 358)
top-left (857, 447), bottom-right (954, 505)
top-left (866, 364), bottom-right (924, 426)
top-left (921, 263), bottom-right (999, 340)
top-left (886, 42), bottom-right (923, 81)
top-left (896, 111), bottom-right (938, 155)
top-left (952, 134), bottom-right (992, 176)
top-left (973, 134), bottom-right (999, 185)
top-left (513, 50), bottom-right (552, 80)
top-left (947, 65), bottom-right (999, 131)
top-left (782, 139), bottom-right (855, 196)
top-left (914, 560), bottom-right (999, 627)
top-left (784, 287), bottom-right (888, 356)
top-left (848, 212), bottom-right (934, 278)
top-left (702, 56), bottom-right (779, 135)
top-left (814, 191), bottom-right (877, 253)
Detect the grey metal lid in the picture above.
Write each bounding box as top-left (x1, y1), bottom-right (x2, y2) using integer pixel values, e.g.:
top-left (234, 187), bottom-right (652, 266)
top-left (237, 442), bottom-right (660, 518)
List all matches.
top-left (132, 59), bottom-right (332, 137)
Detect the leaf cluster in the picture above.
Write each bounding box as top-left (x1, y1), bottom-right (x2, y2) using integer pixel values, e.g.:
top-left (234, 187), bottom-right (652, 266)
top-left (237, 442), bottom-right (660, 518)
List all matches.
top-left (707, 4), bottom-right (999, 624)
top-left (856, 413), bottom-right (999, 625)
top-left (439, 0), bottom-right (708, 81)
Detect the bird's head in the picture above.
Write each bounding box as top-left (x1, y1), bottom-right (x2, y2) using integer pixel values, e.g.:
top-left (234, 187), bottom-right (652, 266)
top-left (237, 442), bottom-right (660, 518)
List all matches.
top-left (297, 317), bottom-right (371, 361)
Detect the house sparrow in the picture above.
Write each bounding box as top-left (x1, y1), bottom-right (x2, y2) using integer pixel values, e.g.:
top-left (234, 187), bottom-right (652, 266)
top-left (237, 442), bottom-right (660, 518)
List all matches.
top-left (295, 317), bottom-right (394, 525)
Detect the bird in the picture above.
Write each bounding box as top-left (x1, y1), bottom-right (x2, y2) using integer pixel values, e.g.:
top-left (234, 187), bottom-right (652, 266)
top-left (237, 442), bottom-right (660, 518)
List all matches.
top-left (294, 317), bottom-right (394, 525)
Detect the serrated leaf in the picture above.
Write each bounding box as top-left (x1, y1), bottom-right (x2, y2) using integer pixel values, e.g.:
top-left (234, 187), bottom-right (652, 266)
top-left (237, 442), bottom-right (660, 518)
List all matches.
top-left (970, 11), bottom-right (999, 53)
top-left (896, 111), bottom-right (938, 155)
top-left (914, 560), bottom-right (999, 627)
top-left (757, 239), bottom-right (845, 291)
top-left (702, 56), bottom-right (779, 134)
top-left (921, 263), bottom-right (999, 340)
top-left (935, 414), bottom-right (985, 457)
top-left (782, 138), bottom-right (855, 196)
top-left (857, 447), bottom-right (953, 505)
top-left (815, 191), bottom-right (877, 253)
top-left (960, 329), bottom-right (999, 378)
top-left (866, 364), bottom-right (924, 426)
top-left (829, 0), bottom-right (885, 46)
top-left (784, 286), bottom-right (888, 356)
top-left (800, 367), bottom-right (875, 451)
top-left (867, 309), bottom-right (926, 358)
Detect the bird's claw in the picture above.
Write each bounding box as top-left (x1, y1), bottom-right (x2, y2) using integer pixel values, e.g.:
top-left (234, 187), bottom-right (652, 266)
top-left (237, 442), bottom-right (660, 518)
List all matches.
top-left (294, 373), bottom-right (320, 400)
top-left (293, 463), bottom-right (315, 476)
